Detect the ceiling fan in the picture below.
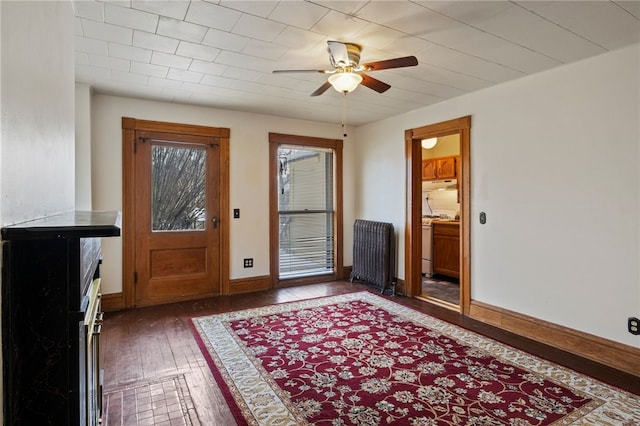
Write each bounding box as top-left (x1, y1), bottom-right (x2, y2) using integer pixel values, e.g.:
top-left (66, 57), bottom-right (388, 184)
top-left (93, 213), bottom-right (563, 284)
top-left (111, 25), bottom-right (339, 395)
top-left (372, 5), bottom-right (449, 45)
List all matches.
top-left (273, 41), bottom-right (418, 96)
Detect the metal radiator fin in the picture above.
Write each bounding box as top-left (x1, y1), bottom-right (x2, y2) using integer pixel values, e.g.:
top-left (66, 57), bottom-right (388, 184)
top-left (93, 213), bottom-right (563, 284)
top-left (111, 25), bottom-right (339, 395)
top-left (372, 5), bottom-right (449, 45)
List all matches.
top-left (349, 219), bottom-right (395, 295)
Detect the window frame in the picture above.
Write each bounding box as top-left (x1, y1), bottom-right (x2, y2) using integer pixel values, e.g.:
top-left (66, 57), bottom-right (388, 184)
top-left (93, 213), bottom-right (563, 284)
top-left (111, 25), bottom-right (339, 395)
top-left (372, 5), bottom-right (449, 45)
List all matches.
top-left (268, 133), bottom-right (344, 288)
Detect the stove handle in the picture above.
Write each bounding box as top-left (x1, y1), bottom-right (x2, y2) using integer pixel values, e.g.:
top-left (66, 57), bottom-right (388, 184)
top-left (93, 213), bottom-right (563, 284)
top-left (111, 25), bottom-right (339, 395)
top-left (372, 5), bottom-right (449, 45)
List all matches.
top-left (93, 312), bottom-right (104, 335)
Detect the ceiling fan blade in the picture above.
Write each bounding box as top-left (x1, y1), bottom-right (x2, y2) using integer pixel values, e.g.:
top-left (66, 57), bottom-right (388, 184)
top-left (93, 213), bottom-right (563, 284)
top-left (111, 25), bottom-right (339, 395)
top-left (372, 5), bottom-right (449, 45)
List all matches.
top-left (273, 69), bottom-right (329, 74)
top-left (360, 73), bottom-right (391, 93)
top-left (310, 81), bottom-right (332, 97)
top-left (362, 56), bottom-right (418, 71)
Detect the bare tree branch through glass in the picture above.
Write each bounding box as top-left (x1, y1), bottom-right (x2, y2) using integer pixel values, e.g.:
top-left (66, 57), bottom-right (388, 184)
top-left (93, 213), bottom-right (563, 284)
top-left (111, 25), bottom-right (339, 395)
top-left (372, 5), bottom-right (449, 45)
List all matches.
top-left (152, 145), bottom-right (206, 231)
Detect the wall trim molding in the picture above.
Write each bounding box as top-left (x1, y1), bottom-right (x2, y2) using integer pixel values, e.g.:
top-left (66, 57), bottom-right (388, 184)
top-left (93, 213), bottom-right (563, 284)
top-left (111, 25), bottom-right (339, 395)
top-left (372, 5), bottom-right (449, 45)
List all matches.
top-left (102, 292), bottom-right (124, 312)
top-left (469, 300), bottom-right (640, 376)
top-left (229, 275), bottom-right (270, 295)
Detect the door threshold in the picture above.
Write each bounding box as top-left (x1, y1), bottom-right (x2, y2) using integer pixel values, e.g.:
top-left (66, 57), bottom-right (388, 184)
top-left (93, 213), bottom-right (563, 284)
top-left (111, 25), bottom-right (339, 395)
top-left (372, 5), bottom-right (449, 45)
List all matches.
top-left (416, 294), bottom-right (460, 312)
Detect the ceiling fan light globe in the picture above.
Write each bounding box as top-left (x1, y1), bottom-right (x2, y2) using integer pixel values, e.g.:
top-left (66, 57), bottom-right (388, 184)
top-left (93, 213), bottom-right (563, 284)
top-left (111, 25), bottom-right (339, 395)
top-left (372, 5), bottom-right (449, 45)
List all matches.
top-left (328, 72), bottom-right (363, 93)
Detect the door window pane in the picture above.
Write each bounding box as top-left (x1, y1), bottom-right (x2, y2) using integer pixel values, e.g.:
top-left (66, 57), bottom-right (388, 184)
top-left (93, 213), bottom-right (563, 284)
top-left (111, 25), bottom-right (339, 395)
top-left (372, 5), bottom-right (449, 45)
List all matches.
top-left (152, 145), bottom-right (206, 231)
top-left (278, 147), bottom-right (334, 278)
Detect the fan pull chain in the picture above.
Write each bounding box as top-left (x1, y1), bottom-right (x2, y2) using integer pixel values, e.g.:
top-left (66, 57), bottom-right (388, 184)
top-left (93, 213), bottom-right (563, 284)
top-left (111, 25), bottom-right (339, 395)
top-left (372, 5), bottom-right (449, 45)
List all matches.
top-left (341, 93), bottom-right (347, 137)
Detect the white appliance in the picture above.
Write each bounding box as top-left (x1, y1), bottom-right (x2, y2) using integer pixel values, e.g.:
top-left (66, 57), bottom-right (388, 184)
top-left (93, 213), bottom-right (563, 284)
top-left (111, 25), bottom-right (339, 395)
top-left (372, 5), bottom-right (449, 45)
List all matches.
top-left (422, 179), bottom-right (457, 192)
top-left (422, 222), bottom-right (432, 276)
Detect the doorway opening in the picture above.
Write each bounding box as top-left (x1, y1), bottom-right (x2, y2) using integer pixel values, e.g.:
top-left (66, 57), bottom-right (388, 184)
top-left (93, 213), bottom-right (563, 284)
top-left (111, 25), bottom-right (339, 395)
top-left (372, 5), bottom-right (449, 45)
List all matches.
top-left (405, 116), bottom-right (471, 314)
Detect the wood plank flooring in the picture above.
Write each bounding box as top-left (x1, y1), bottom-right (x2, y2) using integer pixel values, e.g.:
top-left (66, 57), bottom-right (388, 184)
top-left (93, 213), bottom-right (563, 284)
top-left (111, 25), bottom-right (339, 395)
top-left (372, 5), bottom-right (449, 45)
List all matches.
top-left (100, 281), bottom-right (640, 425)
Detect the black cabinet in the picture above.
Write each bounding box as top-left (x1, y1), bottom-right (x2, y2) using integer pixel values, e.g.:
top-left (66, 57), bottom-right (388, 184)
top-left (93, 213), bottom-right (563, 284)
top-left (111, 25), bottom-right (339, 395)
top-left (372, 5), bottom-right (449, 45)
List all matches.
top-left (1, 211), bottom-right (120, 425)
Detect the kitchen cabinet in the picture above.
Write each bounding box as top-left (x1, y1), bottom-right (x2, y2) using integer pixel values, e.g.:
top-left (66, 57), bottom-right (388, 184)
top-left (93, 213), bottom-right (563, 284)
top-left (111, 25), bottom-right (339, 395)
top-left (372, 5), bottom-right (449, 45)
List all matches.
top-left (422, 156), bottom-right (458, 181)
top-left (432, 221), bottom-right (460, 279)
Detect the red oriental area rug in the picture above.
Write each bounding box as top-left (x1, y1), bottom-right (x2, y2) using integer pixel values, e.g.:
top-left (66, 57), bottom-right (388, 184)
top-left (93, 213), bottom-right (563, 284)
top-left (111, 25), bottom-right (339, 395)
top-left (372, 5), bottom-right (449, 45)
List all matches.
top-left (190, 291), bottom-right (640, 425)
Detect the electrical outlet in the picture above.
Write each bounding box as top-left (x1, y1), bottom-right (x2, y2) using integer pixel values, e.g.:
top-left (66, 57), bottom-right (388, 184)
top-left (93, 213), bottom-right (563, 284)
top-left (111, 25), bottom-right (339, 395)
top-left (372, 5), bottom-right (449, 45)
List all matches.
top-left (628, 317), bottom-right (640, 335)
top-left (243, 258), bottom-right (253, 268)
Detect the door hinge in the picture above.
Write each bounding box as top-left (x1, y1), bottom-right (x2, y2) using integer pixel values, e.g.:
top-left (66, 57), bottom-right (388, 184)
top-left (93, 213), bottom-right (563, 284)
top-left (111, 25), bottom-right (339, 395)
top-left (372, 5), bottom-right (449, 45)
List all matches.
top-left (134, 271), bottom-right (138, 284)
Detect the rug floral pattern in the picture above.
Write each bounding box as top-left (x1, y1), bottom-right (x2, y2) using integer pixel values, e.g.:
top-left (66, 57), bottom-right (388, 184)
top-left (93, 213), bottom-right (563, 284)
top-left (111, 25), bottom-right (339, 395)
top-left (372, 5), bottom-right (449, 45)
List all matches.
top-left (191, 292), bottom-right (640, 426)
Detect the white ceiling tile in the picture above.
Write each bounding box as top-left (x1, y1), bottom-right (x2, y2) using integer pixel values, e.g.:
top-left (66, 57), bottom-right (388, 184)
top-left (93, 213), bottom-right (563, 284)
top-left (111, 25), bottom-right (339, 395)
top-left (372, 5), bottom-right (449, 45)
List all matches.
top-left (76, 36), bottom-right (109, 55)
top-left (131, 0), bottom-right (190, 20)
top-left (75, 64), bottom-right (111, 82)
top-left (418, 1), bottom-right (513, 23)
top-left (241, 40), bottom-right (288, 60)
top-left (151, 51), bottom-right (193, 69)
top-left (231, 13), bottom-right (286, 41)
top-left (202, 28), bottom-right (250, 52)
top-left (148, 76), bottom-right (184, 89)
top-left (425, 23), bottom-right (561, 73)
top-left (436, 2), bottom-right (606, 63)
top-left (88, 54), bottom-right (131, 71)
top-left (221, 66), bottom-right (263, 81)
top-left (176, 41), bottom-right (220, 61)
top-left (167, 68), bottom-right (204, 83)
top-left (311, 1), bottom-right (369, 16)
top-left (133, 31), bottom-right (179, 53)
top-left (356, 2), bottom-right (445, 35)
top-left (200, 74), bottom-right (237, 88)
top-left (189, 59), bottom-right (228, 76)
top-left (219, 1), bottom-right (278, 18)
top-left (73, 1), bottom-right (104, 21)
top-left (268, 2), bottom-right (329, 30)
top-left (517, 1), bottom-right (640, 49)
top-left (404, 63), bottom-right (492, 92)
top-left (104, 3), bottom-right (158, 32)
top-left (352, 24), bottom-right (409, 52)
top-left (81, 19), bottom-right (133, 44)
top-left (418, 45), bottom-right (524, 83)
top-left (75, 17), bottom-right (84, 36)
top-left (109, 42), bottom-right (153, 62)
top-left (112, 70), bottom-right (149, 84)
top-left (214, 50), bottom-right (279, 73)
top-left (157, 17), bottom-right (207, 43)
top-left (272, 26), bottom-right (325, 49)
top-left (616, 1), bottom-right (640, 19)
top-left (103, 1), bottom-right (132, 7)
top-left (310, 10), bottom-right (369, 40)
top-left (185, 1), bottom-right (242, 31)
top-left (131, 61), bottom-right (169, 77)
top-left (229, 79), bottom-right (266, 93)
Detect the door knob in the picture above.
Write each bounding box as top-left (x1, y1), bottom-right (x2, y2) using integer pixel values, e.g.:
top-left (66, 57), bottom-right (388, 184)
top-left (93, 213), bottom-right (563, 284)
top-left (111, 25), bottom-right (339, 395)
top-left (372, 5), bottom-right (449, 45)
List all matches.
top-left (211, 217), bottom-right (219, 228)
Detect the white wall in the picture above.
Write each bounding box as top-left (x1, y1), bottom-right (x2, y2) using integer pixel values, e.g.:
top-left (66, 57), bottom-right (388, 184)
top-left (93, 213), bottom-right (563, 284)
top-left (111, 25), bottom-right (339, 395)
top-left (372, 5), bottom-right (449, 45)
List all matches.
top-left (91, 95), bottom-right (356, 294)
top-left (356, 44), bottom-right (640, 347)
top-left (75, 84), bottom-right (92, 210)
top-left (0, 1), bottom-right (75, 225)
top-left (0, 2), bottom-right (76, 423)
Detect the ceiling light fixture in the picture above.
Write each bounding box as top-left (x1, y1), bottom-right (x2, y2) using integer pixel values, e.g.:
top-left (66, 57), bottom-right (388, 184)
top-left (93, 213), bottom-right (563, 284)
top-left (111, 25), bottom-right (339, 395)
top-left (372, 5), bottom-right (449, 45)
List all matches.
top-left (421, 138), bottom-right (437, 149)
top-left (328, 71), bottom-right (363, 93)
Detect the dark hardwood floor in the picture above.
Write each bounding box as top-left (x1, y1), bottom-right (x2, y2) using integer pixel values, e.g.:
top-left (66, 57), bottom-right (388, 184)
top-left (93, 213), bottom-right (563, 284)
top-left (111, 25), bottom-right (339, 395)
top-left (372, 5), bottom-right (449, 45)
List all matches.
top-left (101, 281), bottom-right (640, 425)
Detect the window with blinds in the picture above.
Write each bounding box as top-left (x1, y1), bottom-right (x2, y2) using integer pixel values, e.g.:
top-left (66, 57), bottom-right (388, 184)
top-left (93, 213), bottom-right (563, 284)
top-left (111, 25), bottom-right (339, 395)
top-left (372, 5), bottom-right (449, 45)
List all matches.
top-left (277, 146), bottom-right (334, 278)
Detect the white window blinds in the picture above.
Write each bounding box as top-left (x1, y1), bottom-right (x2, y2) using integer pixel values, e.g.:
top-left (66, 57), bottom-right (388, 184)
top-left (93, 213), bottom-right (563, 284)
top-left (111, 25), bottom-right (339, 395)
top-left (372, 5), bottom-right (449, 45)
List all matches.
top-left (277, 146), bottom-right (334, 278)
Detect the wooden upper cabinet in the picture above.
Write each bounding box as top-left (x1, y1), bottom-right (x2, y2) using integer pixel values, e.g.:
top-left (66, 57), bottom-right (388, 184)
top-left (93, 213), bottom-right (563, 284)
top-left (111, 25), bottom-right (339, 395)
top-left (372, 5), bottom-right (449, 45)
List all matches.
top-left (438, 157), bottom-right (456, 179)
top-left (422, 159), bottom-right (438, 180)
top-left (422, 156), bottom-right (459, 181)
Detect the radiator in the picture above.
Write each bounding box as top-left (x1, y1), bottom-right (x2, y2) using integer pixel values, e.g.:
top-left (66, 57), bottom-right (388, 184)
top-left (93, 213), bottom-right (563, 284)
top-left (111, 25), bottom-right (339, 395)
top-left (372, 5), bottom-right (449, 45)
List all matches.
top-left (349, 219), bottom-right (396, 295)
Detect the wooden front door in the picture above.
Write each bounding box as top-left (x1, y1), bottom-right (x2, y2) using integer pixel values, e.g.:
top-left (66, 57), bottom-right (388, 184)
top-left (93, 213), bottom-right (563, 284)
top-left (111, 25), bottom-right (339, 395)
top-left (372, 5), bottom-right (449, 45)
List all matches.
top-left (133, 129), bottom-right (220, 306)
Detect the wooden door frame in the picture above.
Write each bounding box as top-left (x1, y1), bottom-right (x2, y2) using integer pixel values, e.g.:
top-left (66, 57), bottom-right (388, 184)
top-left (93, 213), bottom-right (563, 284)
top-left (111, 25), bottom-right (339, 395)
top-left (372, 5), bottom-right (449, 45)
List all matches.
top-left (122, 117), bottom-right (230, 308)
top-left (405, 116), bottom-right (471, 314)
